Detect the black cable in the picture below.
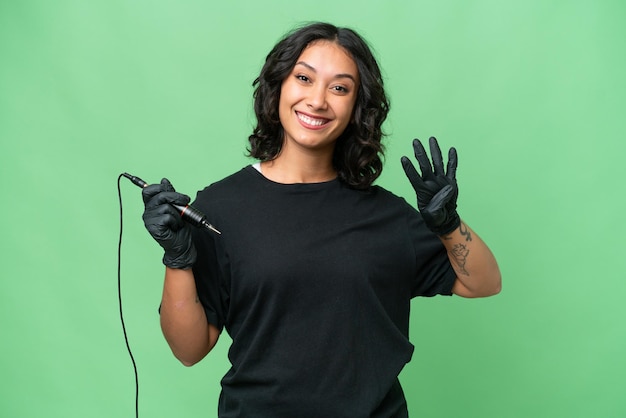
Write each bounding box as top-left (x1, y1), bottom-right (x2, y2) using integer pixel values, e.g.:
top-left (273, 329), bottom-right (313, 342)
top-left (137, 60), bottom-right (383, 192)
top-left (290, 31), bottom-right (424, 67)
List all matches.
top-left (117, 173), bottom-right (139, 418)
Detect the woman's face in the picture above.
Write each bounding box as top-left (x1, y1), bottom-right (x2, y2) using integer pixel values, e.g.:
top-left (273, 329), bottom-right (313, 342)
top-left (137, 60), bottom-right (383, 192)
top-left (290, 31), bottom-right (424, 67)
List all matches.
top-left (278, 40), bottom-right (359, 156)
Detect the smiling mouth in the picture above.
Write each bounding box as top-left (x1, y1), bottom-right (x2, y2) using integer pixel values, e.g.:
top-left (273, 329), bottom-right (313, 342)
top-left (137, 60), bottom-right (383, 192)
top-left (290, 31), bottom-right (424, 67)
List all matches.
top-left (296, 112), bottom-right (330, 127)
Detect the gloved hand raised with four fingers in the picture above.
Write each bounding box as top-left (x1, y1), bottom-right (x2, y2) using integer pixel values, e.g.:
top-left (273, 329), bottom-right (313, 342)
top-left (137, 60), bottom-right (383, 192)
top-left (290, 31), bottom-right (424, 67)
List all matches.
top-left (142, 178), bottom-right (197, 270)
top-left (401, 137), bottom-right (461, 236)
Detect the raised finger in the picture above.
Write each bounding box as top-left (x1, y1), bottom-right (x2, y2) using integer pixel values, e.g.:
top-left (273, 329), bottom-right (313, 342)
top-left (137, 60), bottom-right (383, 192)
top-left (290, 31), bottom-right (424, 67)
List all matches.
top-left (429, 137), bottom-right (445, 177)
top-left (401, 156), bottom-right (425, 192)
top-left (412, 138), bottom-right (434, 180)
top-left (446, 147), bottom-right (458, 181)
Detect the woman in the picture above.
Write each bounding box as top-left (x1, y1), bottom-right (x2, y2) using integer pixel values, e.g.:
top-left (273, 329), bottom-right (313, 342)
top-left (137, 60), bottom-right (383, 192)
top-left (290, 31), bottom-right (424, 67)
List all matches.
top-left (142, 22), bottom-right (501, 418)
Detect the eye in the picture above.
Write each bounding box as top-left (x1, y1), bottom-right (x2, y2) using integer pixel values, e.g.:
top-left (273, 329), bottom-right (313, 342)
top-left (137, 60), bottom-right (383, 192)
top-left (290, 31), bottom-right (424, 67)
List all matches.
top-left (332, 85), bottom-right (349, 94)
top-left (296, 74), bottom-right (310, 83)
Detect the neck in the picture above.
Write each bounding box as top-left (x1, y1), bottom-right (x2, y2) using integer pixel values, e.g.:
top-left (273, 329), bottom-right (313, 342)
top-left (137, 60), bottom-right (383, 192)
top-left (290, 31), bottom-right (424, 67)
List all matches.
top-left (260, 148), bottom-right (336, 184)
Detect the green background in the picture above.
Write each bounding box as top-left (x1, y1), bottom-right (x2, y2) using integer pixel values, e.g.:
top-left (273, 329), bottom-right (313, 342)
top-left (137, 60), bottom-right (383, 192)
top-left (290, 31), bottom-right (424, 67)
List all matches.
top-left (2, 1), bottom-right (625, 417)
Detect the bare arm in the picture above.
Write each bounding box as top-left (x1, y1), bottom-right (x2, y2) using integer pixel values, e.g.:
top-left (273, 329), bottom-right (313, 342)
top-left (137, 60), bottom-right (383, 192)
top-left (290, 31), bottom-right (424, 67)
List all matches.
top-left (440, 221), bottom-right (501, 298)
top-left (160, 267), bottom-right (220, 366)
top-left (141, 179), bottom-right (220, 366)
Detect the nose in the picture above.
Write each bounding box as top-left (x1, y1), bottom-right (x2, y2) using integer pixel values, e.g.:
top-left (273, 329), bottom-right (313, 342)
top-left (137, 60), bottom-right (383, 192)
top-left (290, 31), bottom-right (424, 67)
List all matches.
top-left (306, 85), bottom-right (328, 110)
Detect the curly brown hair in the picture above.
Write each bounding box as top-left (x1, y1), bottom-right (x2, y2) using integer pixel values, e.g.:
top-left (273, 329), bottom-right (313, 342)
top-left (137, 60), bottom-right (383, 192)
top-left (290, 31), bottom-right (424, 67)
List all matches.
top-left (248, 22), bottom-right (390, 189)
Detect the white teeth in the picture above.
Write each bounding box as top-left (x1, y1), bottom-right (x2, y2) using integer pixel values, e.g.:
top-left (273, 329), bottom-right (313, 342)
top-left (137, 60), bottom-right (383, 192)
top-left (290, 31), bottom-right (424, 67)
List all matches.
top-left (297, 112), bottom-right (327, 126)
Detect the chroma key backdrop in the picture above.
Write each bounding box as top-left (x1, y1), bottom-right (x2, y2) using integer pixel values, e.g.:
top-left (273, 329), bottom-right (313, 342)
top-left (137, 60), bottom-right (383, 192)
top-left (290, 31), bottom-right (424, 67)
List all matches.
top-left (1, 1), bottom-right (625, 417)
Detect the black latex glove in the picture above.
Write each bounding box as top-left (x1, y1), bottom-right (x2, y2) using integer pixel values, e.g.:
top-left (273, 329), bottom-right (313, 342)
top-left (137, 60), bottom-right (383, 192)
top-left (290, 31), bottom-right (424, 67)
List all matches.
top-left (142, 178), bottom-right (197, 269)
top-left (401, 137), bottom-right (461, 236)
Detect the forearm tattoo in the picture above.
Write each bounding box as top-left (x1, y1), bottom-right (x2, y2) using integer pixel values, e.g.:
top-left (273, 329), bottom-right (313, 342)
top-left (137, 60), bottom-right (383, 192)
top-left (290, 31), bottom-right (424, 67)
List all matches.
top-left (450, 244), bottom-right (470, 276)
top-left (440, 222), bottom-right (471, 276)
top-left (460, 222), bottom-right (472, 242)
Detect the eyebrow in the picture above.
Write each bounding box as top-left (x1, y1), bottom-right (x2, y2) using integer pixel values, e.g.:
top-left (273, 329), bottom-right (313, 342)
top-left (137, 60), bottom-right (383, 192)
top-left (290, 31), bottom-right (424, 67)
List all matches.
top-left (295, 61), bottom-right (357, 83)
